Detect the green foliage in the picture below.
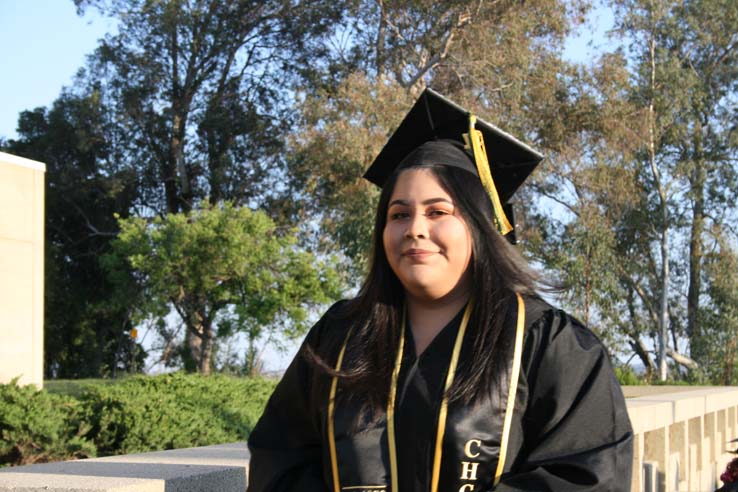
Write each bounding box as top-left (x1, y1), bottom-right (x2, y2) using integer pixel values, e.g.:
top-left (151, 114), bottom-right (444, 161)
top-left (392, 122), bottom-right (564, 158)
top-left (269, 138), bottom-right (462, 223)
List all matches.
top-left (104, 201), bottom-right (343, 373)
top-left (695, 229), bottom-right (738, 385)
top-left (614, 366), bottom-right (645, 386)
top-left (649, 378), bottom-right (692, 387)
top-left (74, 0), bottom-right (345, 214)
top-left (604, 0), bottom-right (738, 380)
top-left (524, 0), bottom-right (738, 382)
top-left (0, 374), bottom-right (277, 466)
top-left (286, 75), bottom-right (412, 271)
top-left (79, 373), bottom-right (277, 456)
top-left (5, 0), bottom-right (348, 379)
top-left (0, 380), bottom-right (95, 467)
top-left (285, 0), bottom-right (582, 273)
top-left (45, 379), bottom-right (122, 399)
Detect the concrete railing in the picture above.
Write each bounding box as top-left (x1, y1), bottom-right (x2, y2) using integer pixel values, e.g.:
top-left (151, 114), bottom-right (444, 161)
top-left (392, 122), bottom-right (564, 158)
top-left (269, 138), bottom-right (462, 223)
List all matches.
top-left (1, 386), bottom-right (737, 491)
top-left (625, 386), bottom-right (738, 492)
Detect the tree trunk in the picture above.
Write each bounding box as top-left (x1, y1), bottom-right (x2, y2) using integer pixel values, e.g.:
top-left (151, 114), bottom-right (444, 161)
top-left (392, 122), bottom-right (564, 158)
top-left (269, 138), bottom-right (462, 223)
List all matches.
top-left (628, 335), bottom-right (655, 375)
top-left (646, 29), bottom-right (669, 381)
top-left (245, 334), bottom-right (263, 377)
top-left (375, 0), bottom-right (386, 76)
top-left (186, 329), bottom-right (202, 372)
top-left (724, 337), bottom-right (737, 385)
top-left (198, 322), bottom-right (214, 375)
top-left (164, 159), bottom-right (180, 214)
top-left (172, 113), bottom-right (191, 212)
top-left (185, 308), bottom-right (215, 375)
top-left (687, 126), bottom-right (705, 360)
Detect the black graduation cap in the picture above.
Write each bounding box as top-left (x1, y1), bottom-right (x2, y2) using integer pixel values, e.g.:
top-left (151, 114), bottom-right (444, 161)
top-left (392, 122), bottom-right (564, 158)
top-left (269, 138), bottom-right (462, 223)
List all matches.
top-left (363, 88), bottom-right (543, 240)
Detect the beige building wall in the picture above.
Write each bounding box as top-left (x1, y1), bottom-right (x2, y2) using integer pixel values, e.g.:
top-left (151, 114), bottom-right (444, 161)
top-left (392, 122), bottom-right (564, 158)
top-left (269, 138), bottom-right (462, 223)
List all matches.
top-left (0, 151), bottom-right (45, 388)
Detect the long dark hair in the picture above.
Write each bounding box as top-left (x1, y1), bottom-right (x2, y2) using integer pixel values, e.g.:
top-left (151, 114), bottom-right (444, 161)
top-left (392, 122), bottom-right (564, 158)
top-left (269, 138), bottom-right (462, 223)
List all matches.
top-left (308, 163), bottom-right (547, 415)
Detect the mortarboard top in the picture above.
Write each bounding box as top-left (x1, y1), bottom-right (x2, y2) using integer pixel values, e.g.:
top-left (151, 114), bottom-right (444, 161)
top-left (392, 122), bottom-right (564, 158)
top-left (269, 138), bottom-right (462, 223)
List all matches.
top-left (363, 88), bottom-right (543, 206)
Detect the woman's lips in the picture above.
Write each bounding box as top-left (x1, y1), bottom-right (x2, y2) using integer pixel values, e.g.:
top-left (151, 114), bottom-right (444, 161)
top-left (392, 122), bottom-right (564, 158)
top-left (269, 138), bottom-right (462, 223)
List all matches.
top-left (402, 248), bottom-right (439, 258)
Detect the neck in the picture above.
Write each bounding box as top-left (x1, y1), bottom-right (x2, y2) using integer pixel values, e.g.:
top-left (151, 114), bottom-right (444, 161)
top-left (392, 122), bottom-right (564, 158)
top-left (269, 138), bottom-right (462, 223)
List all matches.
top-left (405, 285), bottom-right (470, 356)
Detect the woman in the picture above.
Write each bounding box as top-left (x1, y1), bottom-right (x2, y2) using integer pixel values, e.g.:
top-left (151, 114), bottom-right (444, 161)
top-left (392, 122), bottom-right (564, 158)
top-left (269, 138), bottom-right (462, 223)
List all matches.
top-left (247, 89), bottom-right (633, 492)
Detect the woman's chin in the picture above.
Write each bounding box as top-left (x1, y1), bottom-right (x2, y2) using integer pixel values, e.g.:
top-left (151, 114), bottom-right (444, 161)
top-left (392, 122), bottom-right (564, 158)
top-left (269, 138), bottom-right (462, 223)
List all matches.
top-left (398, 268), bottom-right (471, 304)
top-left (402, 283), bottom-right (458, 303)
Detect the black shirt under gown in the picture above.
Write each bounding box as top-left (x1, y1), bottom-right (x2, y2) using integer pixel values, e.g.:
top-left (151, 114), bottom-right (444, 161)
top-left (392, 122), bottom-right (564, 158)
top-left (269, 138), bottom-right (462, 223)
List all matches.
top-left (395, 307), bottom-right (464, 492)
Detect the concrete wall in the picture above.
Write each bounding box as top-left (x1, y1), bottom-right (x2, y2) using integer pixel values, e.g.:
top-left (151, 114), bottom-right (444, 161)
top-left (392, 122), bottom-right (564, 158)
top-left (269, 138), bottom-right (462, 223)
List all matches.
top-left (0, 443), bottom-right (248, 492)
top-left (0, 151), bottom-right (45, 388)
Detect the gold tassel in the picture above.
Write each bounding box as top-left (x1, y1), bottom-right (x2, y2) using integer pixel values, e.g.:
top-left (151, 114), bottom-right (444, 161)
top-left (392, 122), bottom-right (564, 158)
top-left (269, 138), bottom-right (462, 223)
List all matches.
top-left (463, 114), bottom-right (513, 235)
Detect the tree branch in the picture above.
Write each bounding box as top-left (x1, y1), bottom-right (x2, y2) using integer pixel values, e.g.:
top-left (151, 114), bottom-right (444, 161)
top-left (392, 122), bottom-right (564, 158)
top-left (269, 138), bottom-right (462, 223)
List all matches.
top-left (400, 9), bottom-right (471, 89)
top-left (666, 348), bottom-right (699, 370)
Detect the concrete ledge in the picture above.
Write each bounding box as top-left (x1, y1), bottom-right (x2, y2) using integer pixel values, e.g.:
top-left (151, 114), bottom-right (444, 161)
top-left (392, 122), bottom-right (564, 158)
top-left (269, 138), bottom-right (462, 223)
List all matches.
top-left (0, 152), bottom-right (45, 172)
top-left (626, 386), bottom-right (738, 423)
top-left (0, 443), bottom-right (249, 492)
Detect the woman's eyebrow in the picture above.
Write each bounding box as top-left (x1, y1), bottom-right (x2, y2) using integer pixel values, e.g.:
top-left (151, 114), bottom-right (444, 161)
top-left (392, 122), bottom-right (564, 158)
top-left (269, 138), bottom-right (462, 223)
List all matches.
top-left (388, 197), bottom-right (454, 207)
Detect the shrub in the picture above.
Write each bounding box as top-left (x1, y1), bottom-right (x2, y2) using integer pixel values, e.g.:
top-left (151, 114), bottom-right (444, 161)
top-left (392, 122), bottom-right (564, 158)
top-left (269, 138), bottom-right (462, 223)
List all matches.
top-left (0, 374), bottom-right (277, 466)
top-left (45, 378), bottom-right (119, 399)
top-left (0, 379), bottom-right (95, 466)
top-left (614, 365), bottom-right (645, 386)
top-left (79, 373), bottom-right (277, 455)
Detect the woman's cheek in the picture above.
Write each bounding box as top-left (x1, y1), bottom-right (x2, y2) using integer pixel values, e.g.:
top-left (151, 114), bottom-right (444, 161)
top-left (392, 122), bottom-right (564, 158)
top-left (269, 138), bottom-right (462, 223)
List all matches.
top-left (382, 223), bottom-right (400, 267)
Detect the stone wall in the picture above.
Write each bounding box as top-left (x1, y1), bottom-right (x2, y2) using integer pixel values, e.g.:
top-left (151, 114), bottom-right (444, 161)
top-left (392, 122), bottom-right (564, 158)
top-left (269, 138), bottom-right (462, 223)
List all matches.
top-left (0, 151), bottom-right (45, 388)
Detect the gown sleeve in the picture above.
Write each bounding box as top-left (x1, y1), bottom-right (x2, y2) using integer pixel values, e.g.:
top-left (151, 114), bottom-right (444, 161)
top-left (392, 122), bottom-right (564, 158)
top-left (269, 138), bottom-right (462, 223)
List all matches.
top-left (247, 303), bottom-right (346, 492)
top-left (495, 306), bottom-right (633, 492)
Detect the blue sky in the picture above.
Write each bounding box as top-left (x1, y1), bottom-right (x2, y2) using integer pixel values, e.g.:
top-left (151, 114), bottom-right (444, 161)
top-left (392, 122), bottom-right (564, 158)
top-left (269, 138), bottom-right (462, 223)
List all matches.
top-left (0, 1), bottom-right (112, 140)
top-left (0, 1), bottom-right (614, 142)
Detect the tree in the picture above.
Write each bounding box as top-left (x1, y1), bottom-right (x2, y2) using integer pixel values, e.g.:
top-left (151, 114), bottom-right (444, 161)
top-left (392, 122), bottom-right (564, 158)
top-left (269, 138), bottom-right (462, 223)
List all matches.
top-left (526, 0), bottom-right (738, 381)
top-left (610, 0), bottom-right (679, 380)
top-left (74, 0), bottom-right (349, 360)
top-left (1, 0), bottom-right (348, 376)
top-left (699, 227), bottom-right (738, 384)
top-left (74, 0), bottom-right (345, 215)
top-left (520, 47), bottom-right (671, 371)
top-left (283, 0), bottom-right (587, 274)
top-left (609, 0), bottom-right (738, 379)
top-left (104, 200), bottom-right (342, 374)
top-left (2, 90), bottom-right (142, 378)
top-left (661, 0), bottom-right (738, 367)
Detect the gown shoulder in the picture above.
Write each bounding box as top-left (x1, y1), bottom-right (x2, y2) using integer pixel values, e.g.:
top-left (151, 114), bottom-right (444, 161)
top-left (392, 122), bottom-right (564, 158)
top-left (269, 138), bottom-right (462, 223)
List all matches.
top-left (246, 300), bottom-right (351, 492)
top-left (496, 294), bottom-right (634, 491)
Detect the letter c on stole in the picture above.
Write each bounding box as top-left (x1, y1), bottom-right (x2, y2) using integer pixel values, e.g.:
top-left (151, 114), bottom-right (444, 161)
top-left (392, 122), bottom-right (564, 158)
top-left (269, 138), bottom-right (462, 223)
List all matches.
top-left (458, 485), bottom-right (475, 491)
top-left (463, 439), bottom-right (481, 458)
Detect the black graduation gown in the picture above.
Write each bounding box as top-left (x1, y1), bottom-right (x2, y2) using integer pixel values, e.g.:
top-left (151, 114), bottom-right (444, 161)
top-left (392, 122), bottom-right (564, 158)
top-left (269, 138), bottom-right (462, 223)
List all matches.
top-left (247, 296), bottom-right (633, 492)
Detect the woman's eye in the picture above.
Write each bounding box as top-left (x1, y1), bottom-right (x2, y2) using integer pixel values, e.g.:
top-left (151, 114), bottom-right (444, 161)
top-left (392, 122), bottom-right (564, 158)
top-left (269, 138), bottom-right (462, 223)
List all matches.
top-left (389, 212), bottom-right (409, 220)
top-left (426, 209), bottom-right (449, 217)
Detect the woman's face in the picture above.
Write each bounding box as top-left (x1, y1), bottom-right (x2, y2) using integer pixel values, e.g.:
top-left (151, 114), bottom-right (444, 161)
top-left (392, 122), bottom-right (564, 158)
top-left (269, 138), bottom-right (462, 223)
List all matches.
top-left (383, 168), bottom-right (473, 302)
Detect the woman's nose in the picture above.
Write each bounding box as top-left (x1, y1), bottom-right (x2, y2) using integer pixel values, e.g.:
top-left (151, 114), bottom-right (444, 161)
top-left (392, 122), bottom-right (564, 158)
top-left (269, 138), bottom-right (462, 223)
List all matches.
top-left (405, 213), bottom-right (429, 238)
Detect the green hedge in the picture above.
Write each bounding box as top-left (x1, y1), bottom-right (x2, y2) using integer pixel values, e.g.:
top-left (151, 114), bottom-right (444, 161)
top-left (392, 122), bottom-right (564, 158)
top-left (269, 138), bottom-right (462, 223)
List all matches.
top-left (45, 378), bottom-right (119, 399)
top-left (0, 374), bottom-right (277, 466)
top-left (0, 379), bottom-right (95, 466)
top-left (80, 373), bottom-right (277, 455)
